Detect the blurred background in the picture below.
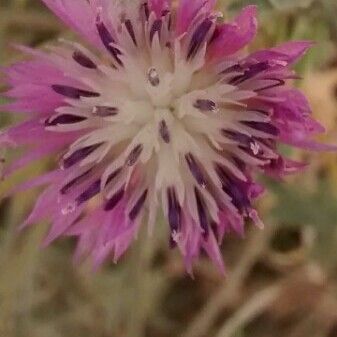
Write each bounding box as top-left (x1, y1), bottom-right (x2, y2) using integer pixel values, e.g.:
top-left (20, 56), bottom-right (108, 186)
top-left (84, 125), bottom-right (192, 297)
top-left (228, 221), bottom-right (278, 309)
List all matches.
top-left (0, 0), bottom-right (337, 336)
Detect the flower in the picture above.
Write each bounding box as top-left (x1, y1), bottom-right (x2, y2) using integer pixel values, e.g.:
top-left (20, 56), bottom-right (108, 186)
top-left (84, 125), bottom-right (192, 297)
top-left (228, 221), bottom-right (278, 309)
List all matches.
top-left (0, 0), bottom-right (334, 273)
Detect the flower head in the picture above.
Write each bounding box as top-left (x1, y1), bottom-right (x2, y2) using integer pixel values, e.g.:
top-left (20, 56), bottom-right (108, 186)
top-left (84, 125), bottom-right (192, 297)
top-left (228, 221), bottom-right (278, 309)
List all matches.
top-left (1, 0), bottom-right (334, 273)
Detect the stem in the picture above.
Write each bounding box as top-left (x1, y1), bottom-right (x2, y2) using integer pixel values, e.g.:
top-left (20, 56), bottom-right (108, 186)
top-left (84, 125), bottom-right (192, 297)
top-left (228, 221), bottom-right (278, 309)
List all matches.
top-left (125, 227), bottom-right (153, 337)
top-left (182, 226), bottom-right (274, 337)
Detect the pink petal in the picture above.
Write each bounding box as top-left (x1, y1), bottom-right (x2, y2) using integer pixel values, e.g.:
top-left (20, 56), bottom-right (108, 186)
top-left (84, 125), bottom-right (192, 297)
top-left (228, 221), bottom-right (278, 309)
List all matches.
top-left (175, 0), bottom-right (217, 36)
top-left (149, 0), bottom-right (170, 17)
top-left (41, 0), bottom-right (101, 48)
top-left (208, 5), bottom-right (258, 61)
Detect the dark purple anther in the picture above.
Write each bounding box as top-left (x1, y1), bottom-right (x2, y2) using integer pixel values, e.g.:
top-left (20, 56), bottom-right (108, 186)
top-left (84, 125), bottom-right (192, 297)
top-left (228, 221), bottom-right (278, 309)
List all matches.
top-left (45, 114), bottom-right (87, 126)
top-left (194, 99), bottom-right (217, 112)
top-left (52, 85), bottom-right (100, 99)
top-left (185, 153), bottom-right (207, 188)
top-left (124, 19), bottom-right (137, 46)
top-left (230, 62), bottom-right (269, 85)
top-left (129, 190), bottom-right (148, 220)
top-left (242, 121), bottom-right (279, 136)
top-left (217, 168), bottom-right (251, 215)
top-left (96, 19), bottom-right (123, 66)
top-left (60, 169), bottom-right (92, 195)
top-left (72, 50), bottom-right (97, 69)
top-left (167, 187), bottom-right (181, 233)
top-left (221, 63), bottom-right (243, 75)
top-left (76, 179), bottom-right (101, 205)
top-left (187, 18), bottom-right (213, 60)
top-left (62, 143), bottom-right (102, 169)
top-left (255, 78), bottom-right (285, 92)
top-left (222, 130), bottom-right (253, 146)
top-left (93, 106), bottom-right (118, 117)
top-left (104, 188), bottom-right (125, 211)
top-left (105, 167), bottom-right (123, 186)
top-left (141, 2), bottom-right (150, 20)
top-left (159, 120), bottom-right (170, 143)
top-left (194, 187), bottom-right (209, 238)
top-left (126, 144), bottom-right (143, 166)
top-left (150, 19), bottom-right (162, 43)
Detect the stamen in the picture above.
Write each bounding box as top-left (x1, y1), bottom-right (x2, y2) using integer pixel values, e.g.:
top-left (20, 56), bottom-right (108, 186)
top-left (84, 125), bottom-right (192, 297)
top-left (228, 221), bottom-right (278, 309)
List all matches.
top-left (159, 120), bottom-right (170, 143)
top-left (45, 114), bottom-right (87, 126)
top-left (93, 106), bottom-right (118, 117)
top-left (141, 2), bottom-right (150, 21)
top-left (147, 67), bottom-right (160, 86)
top-left (124, 19), bottom-right (137, 46)
top-left (194, 99), bottom-right (217, 112)
top-left (76, 179), bottom-right (101, 205)
top-left (72, 50), bottom-right (97, 69)
top-left (96, 17), bottom-right (123, 66)
top-left (194, 187), bottom-right (209, 237)
top-left (167, 187), bottom-right (181, 233)
top-left (62, 143), bottom-right (103, 169)
top-left (187, 18), bottom-right (213, 60)
top-left (185, 153), bottom-right (207, 188)
top-left (222, 129), bottom-right (251, 143)
top-left (129, 190), bottom-right (148, 220)
top-left (242, 121), bottom-right (279, 136)
top-left (126, 144), bottom-right (143, 166)
top-left (230, 62), bottom-right (269, 85)
top-left (60, 169), bottom-right (93, 194)
top-left (106, 167), bottom-right (123, 186)
top-left (217, 169), bottom-right (251, 215)
top-left (104, 187), bottom-right (125, 211)
top-left (52, 85), bottom-right (100, 99)
top-left (150, 19), bottom-right (162, 43)
top-left (255, 79), bottom-right (285, 92)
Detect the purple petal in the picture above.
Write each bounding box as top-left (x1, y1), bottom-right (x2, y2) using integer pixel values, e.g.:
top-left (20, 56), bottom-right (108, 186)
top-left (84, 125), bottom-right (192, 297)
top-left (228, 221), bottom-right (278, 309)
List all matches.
top-left (208, 6), bottom-right (257, 60)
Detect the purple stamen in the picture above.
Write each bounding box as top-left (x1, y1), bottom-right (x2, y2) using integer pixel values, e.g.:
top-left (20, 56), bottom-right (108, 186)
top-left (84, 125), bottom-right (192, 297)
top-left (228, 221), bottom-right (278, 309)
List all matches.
top-left (185, 153), bottom-right (207, 188)
top-left (124, 19), bottom-right (137, 46)
top-left (76, 179), bottom-right (101, 205)
top-left (216, 167), bottom-right (251, 214)
top-left (62, 143), bottom-right (102, 169)
top-left (129, 190), bottom-right (148, 220)
top-left (222, 129), bottom-right (253, 146)
top-left (187, 18), bottom-right (213, 60)
top-left (104, 188), bottom-right (125, 211)
top-left (159, 120), bottom-right (170, 143)
top-left (167, 187), bottom-right (181, 233)
top-left (126, 144), bottom-right (143, 166)
top-left (45, 114), bottom-right (87, 126)
top-left (93, 106), bottom-right (118, 117)
top-left (230, 62), bottom-right (269, 85)
top-left (52, 85), bottom-right (100, 99)
top-left (242, 121), bottom-right (279, 136)
top-left (255, 78), bottom-right (285, 92)
top-left (141, 2), bottom-right (150, 20)
top-left (106, 167), bottom-right (123, 186)
top-left (150, 19), bottom-right (162, 43)
top-left (194, 99), bottom-right (217, 112)
top-left (72, 50), bottom-right (97, 69)
top-left (96, 19), bottom-right (123, 66)
top-left (194, 187), bottom-right (209, 238)
top-left (60, 169), bottom-right (93, 195)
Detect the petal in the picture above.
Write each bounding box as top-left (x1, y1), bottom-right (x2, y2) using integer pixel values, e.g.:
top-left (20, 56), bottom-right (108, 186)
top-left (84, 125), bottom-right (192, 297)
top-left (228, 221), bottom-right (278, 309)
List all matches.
top-left (247, 40), bottom-right (313, 65)
top-left (41, 0), bottom-right (101, 48)
top-left (149, 0), bottom-right (170, 17)
top-left (175, 0), bottom-right (217, 36)
top-left (208, 5), bottom-right (258, 60)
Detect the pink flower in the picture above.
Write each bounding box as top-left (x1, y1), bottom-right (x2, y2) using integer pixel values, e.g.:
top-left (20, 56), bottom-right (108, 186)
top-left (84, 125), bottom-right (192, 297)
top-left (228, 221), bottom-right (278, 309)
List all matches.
top-left (1, 0), bottom-right (334, 273)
